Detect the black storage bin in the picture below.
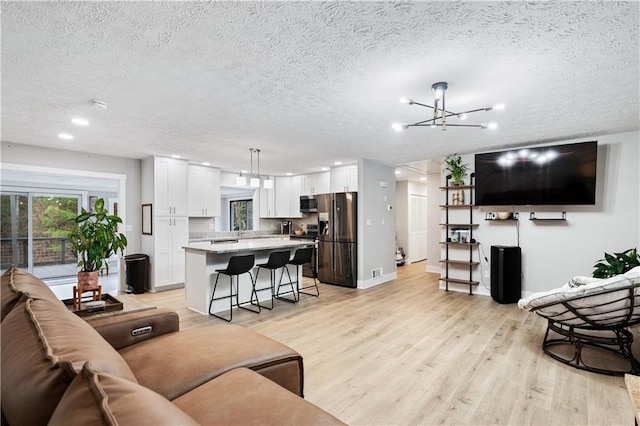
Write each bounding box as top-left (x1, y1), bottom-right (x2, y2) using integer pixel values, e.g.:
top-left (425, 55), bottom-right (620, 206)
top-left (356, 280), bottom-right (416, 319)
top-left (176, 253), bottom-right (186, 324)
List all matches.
top-left (124, 254), bottom-right (149, 294)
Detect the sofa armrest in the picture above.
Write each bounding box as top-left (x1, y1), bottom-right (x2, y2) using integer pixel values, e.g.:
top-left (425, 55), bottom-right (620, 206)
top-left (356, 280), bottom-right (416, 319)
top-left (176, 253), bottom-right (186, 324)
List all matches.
top-left (88, 308), bottom-right (179, 350)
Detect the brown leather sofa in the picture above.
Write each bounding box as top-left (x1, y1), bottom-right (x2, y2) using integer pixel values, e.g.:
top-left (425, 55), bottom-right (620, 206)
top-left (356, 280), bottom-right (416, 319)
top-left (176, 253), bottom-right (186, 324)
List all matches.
top-left (1, 266), bottom-right (344, 425)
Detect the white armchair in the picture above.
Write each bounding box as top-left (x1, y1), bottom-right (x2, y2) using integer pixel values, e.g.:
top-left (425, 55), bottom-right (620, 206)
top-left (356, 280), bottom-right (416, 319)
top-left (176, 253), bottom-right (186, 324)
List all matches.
top-left (519, 266), bottom-right (640, 375)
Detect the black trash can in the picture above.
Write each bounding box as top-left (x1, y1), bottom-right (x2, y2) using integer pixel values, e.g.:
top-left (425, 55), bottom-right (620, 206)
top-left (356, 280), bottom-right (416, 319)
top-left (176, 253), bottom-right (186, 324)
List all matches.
top-left (124, 254), bottom-right (149, 294)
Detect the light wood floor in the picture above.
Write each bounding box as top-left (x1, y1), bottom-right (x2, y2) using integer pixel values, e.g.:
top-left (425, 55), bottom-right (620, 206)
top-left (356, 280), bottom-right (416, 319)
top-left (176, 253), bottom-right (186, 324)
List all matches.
top-left (134, 262), bottom-right (634, 425)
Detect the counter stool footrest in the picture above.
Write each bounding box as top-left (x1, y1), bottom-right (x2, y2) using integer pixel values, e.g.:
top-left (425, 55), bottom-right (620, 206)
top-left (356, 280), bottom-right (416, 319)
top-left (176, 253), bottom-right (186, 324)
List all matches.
top-left (276, 267), bottom-right (298, 303)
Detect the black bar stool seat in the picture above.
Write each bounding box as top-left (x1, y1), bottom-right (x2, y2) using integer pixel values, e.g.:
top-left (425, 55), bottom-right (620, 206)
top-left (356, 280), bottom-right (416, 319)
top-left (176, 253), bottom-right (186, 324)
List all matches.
top-left (288, 247), bottom-right (319, 297)
top-left (255, 250), bottom-right (297, 306)
top-left (208, 254), bottom-right (260, 322)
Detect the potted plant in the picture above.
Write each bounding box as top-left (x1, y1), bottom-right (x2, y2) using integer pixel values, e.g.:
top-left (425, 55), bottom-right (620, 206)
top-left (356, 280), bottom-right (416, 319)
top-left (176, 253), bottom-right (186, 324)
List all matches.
top-left (67, 198), bottom-right (127, 291)
top-left (592, 248), bottom-right (640, 278)
top-left (444, 154), bottom-right (469, 186)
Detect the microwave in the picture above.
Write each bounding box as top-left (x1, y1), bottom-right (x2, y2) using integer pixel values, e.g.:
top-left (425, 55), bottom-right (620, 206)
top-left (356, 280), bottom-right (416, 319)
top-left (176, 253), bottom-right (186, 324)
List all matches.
top-left (300, 195), bottom-right (318, 213)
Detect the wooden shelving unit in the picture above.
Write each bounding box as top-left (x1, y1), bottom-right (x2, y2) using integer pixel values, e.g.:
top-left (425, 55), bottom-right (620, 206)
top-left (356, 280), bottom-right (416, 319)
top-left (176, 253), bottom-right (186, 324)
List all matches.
top-left (439, 173), bottom-right (478, 295)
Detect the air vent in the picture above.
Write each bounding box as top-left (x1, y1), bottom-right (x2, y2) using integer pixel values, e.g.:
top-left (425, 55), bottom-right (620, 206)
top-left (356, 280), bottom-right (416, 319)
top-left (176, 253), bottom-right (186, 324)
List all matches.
top-left (372, 267), bottom-right (382, 278)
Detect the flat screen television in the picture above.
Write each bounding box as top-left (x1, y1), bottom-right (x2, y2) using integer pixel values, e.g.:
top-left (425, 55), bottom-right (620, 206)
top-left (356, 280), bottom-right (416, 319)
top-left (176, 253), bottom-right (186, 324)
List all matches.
top-left (474, 141), bottom-right (597, 206)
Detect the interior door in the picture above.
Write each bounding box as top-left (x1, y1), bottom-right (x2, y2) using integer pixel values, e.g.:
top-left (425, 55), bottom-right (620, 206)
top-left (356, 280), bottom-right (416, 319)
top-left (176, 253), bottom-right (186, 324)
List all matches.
top-left (409, 194), bottom-right (428, 263)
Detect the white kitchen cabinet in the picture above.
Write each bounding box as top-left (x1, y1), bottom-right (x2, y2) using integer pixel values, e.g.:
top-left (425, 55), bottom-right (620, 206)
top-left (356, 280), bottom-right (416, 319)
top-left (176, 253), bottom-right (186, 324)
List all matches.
top-left (141, 156), bottom-right (189, 291)
top-left (153, 216), bottom-right (188, 290)
top-left (330, 165), bottom-right (358, 193)
top-left (274, 176), bottom-right (291, 217)
top-left (259, 176), bottom-right (303, 218)
top-left (155, 157), bottom-right (188, 216)
top-left (289, 175), bottom-right (302, 218)
top-left (188, 165), bottom-right (220, 217)
top-left (302, 172), bottom-right (330, 195)
top-left (259, 179), bottom-right (275, 218)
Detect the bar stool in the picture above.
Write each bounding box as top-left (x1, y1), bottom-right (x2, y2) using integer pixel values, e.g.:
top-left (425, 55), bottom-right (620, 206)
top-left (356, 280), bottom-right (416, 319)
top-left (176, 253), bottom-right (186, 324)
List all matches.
top-left (288, 247), bottom-right (319, 297)
top-left (208, 254), bottom-right (260, 322)
top-left (255, 250), bottom-right (296, 307)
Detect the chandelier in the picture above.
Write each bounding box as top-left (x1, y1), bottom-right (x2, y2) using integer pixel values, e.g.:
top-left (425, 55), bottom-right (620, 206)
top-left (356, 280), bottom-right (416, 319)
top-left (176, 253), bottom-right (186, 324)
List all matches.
top-left (236, 148), bottom-right (273, 189)
top-left (392, 81), bottom-right (504, 132)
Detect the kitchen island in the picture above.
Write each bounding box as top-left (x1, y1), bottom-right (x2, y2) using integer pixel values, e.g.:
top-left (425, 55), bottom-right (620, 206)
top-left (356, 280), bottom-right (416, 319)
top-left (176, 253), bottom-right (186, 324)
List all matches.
top-left (183, 238), bottom-right (314, 315)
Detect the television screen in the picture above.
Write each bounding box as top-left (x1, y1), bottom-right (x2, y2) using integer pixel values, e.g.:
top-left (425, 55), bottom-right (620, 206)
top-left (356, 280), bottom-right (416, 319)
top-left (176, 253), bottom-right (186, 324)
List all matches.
top-left (474, 141), bottom-right (597, 206)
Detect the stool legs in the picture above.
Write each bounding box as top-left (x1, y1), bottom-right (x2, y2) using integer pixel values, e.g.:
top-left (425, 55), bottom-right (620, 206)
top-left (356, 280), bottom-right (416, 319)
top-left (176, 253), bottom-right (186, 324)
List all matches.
top-left (299, 266), bottom-right (319, 297)
top-left (209, 271), bottom-right (260, 322)
top-left (252, 268), bottom-right (274, 310)
top-left (275, 266), bottom-right (298, 303)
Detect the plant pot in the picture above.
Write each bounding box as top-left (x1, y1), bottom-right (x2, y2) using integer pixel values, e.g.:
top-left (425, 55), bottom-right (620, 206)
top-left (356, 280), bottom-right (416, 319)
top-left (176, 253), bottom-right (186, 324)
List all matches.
top-left (77, 271), bottom-right (100, 292)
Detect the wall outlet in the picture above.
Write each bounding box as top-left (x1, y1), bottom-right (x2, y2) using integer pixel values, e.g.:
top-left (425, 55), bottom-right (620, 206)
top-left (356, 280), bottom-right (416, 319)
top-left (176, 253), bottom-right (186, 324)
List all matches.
top-left (372, 267), bottom-right (382, 278)
top-left (484, 270), bottom-right (491, 279)
top-left (126, 225), bottom-right (133, 232)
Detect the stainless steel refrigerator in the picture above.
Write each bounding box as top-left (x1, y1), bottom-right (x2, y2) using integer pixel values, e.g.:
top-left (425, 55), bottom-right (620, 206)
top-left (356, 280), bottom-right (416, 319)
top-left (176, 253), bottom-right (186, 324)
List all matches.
top-left (317, 192), bottom-right (357, 288)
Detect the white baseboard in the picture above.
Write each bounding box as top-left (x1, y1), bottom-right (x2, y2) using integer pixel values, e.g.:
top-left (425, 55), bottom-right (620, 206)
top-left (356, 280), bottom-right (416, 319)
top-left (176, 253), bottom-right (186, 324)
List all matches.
top-left (426, 264), bottom-right (441, 274)
top-left (358, 271), bottom-right (397, 289)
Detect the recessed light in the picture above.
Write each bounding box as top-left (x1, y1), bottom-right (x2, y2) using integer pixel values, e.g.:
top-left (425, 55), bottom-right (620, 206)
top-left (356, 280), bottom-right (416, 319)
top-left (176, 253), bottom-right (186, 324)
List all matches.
top-left (334, 161), bottom-right (343, 166)
top-left (71, 118), bottom-right (89, 126)
top-left (58, 133), bottom-right (74, 140)
top-left (202, 162), bottom-right (210, 166)
top-left (394, 170), bottom-right (401, 175)
top-left (171, 155), bottom-right (181, 159)
top-left (286, 172), bottom-right (293, 176)
top-left (420, 177), bottom-right (427, 181)
top-left (321, 167), bottom-right (330, 171)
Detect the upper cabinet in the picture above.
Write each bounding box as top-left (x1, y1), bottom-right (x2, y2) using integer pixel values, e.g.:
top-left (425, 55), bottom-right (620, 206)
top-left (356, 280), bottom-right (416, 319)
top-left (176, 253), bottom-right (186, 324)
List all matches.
top-left (260, 176), bottom-right (303, 218)
top-left (330, 165), bottom-right (358, 193)
top-left (188, 165), bottom-right (221, 217)
top-left (154, 157), bottom-right (188, 216)
top-left (302, 172), bottom-right (330, 195)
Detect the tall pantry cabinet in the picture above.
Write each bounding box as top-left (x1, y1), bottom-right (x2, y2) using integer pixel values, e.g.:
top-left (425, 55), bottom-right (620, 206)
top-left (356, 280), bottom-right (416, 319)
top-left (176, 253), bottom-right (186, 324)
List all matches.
top-left (141, 156), bottom-right (189, 291)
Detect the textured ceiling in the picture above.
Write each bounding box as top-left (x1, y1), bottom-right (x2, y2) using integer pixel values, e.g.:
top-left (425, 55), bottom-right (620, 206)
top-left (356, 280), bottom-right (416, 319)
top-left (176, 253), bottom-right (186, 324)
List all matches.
top-left (2, 1), bottom-right (638, 177)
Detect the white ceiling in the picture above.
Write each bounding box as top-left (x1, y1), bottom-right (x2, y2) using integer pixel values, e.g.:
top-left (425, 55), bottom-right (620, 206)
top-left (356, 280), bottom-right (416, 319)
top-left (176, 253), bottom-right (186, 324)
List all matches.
top-left (2, 1), bottom-right (638, 180)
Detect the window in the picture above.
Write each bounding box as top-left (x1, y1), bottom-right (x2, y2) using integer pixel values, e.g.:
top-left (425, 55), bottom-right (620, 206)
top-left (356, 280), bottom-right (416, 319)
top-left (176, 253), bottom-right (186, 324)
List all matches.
top-left (1, 192), bottom-right (80, 278)
top-left (230, 199), bottom-right (253, 231)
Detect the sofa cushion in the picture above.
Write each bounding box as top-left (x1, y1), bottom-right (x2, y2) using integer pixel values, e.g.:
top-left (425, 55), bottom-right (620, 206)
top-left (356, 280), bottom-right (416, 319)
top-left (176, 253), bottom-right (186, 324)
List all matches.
top-left (50, 362), bottom-right (198, 426)
top-left (1, 265), bottom-right (61, 321)
top-left (518, 274), bottom-right (637, 325)
top-left (1, 296), bottom-right (137, 425)
top-left (173, 368), bottom-right (344, 425)
top-left (119, 324), bottom-right (303, 400)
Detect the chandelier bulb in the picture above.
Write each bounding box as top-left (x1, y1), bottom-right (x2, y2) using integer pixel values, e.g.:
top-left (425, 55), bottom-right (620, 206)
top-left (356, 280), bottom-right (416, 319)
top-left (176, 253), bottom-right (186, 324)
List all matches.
top-left (493, 103), bottom-right (505, 110)
top-left (399, 97), bottom-right (413, 105)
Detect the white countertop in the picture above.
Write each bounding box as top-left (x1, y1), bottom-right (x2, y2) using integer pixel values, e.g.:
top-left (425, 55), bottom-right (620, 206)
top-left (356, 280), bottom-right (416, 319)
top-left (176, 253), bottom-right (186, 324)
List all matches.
top-left (183, 237), bottom-right (313, 254)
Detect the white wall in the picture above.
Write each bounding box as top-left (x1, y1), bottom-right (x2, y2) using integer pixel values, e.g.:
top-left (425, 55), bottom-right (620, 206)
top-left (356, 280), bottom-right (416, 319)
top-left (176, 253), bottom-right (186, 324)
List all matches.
top-left (395, 180), bottom-right (409, 256)
top-left (358, 159), bottom-right (397, 288)
top-left (432, 131), bottom-right (640, 297)
top-left (1, 142), bottom-right (142, 253)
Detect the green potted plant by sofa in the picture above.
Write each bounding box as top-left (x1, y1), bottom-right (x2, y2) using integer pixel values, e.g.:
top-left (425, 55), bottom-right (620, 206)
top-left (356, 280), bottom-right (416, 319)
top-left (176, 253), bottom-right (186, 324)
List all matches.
top-left (67, 198), bottom-right (127, 291)
top-left (592, 248), bottom-right (640, 278)
top-left (444, 154), bottom-right (469, 186)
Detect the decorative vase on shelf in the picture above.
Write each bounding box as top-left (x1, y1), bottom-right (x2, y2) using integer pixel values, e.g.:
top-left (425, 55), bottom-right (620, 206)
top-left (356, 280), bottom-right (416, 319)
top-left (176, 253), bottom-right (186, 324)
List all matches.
top-left (452, 189), bottom-right (465, 205)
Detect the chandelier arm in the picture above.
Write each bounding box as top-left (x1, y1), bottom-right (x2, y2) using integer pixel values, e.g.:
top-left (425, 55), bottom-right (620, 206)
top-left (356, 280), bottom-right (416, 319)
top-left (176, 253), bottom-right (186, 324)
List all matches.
top-left (412, 101), bottom-right (461, 117)
top-left (407, 118), bottom-right (437, 127)
top-left (455, 107), bottom-right (492, 115)
top-left (410, 101), bottom-right (435, 109)
top-left (442, 123), bottom-right (485, 128)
